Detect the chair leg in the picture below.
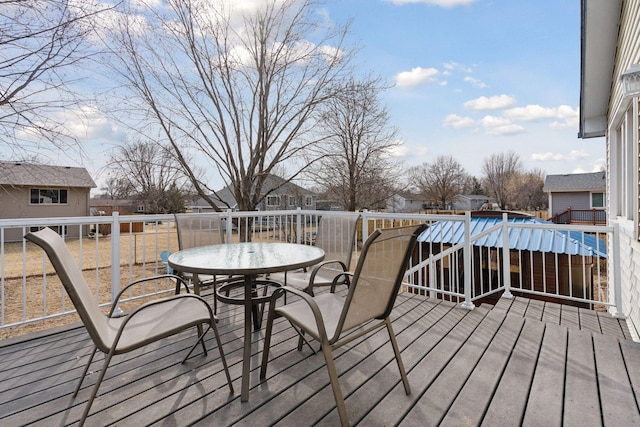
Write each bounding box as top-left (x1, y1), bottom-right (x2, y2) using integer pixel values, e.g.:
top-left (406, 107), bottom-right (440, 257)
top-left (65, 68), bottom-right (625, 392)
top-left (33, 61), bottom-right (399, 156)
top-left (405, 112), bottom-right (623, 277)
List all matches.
top-left (182, 324), bottom-right (210, 363)
top-left (210, 318), bottom-right (234, 393)
top-left (78, 350), bottom-right (114, 427)
top-left (385, 317), bottom-right (411, 395)
top-left (321, 343), bottom-right (350, 427)
top-left (74, 346), bottom-right (98, 398)
top-left (213, 276), bottom-right (218, 315)
top-left (259, 294), bottom-right (279, 380)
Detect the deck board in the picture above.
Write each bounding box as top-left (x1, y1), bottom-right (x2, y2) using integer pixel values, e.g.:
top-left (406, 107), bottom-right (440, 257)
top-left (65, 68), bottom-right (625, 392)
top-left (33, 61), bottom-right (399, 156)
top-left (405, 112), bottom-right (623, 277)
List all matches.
top-left (0, 293), bottom-right (638, 427)
top-left (594, 333), bottom-right (640, 426)
top-left (522, 322), bottom-right (567, 426)
top-left (481, 318), bottom-right (545, 427)
top-left (438, 312), bottom-right (524, 426)
top-left (563, 329), bottom-right (601, 426)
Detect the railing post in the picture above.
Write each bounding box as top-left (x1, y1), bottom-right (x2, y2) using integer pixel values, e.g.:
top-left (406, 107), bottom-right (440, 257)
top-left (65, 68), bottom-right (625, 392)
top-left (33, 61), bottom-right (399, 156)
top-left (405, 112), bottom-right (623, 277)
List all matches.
top-left (361, 209), bottom-right (369, 246)
top-left (225, 209), bottom-right (233, 244)
top-left (501, 212), bottom-right (513, 299)
top-left (612, 222), bottom-right (624, 318)
top-left (110, 212), bottom-right (123, 316)
top-left (460, 211), bottom-right (475, 310)
top-left (296, 207), bottom-right (302, 244)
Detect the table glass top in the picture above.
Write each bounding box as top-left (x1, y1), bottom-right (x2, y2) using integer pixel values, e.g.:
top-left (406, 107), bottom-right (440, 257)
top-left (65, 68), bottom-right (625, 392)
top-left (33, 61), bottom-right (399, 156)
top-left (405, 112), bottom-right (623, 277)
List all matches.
top-left (168, 242), bottom-right (325, 275)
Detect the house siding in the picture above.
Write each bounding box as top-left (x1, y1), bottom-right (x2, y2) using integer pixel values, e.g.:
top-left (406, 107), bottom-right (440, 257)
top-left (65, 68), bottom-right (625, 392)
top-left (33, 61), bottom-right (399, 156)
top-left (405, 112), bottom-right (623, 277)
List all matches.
top-left (607, 0), bottom-right (640, 339)
top-left (550, 192), bottom-right (591, 216)
top-left (0, 186), bottom-right (91, 241)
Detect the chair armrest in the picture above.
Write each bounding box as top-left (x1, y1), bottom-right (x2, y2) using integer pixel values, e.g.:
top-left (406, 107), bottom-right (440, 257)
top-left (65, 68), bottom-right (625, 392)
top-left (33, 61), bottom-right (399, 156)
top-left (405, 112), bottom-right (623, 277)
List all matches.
top-left (271, 286), bottom-right (331, 341)
top-left (110, 274), bottom-right (189, 316)
top-left (328, 271), bottom-right (353, 293)
top-left (308, 260), bottom-right (350, 294)
top-left (110, 293), bottom-right (214, 349)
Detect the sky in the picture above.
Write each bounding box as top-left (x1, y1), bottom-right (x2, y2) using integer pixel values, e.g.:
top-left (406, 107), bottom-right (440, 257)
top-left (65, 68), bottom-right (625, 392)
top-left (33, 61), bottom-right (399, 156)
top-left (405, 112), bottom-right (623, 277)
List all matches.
top-left (38, 0), bottom-right (605, 193)
top-left (320, 0), bottom-right (604, 178)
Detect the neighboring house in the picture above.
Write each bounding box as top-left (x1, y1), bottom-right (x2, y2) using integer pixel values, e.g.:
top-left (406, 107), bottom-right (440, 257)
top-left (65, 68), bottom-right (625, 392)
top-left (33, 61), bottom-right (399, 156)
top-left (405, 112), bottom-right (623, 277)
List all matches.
top-left (579, 0), bottom-right (639, 337)
top-left (543, 172), bottom-right (606, 221)
top-left (0, 162), bottom-right (96, 241)
top-left (451, 194), bottom-right (492, 211)
top-left (388, 191), bottom-right (429, 213)
top-left (190, 174), bottom-right (317, 212)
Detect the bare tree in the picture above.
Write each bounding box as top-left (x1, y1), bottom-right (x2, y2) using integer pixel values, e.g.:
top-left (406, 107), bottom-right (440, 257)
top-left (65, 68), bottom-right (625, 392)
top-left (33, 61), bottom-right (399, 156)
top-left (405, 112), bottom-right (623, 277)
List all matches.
top-left (103, 0), bottom-right (353, 214)
top-left (482, 151), bottom-right (523, 209)
top-left (409, 155), bottom-right (470, 208)
top-left (1, 0), bottom-right (108, 156)
top-left (98, 175), bottom-right (135, 200)
top-left (310, 76), bottom-right (402, 211)
top-left (511, 168), bottom-right (546, 210)
top-left (107, 140), bottom-right (194, 214)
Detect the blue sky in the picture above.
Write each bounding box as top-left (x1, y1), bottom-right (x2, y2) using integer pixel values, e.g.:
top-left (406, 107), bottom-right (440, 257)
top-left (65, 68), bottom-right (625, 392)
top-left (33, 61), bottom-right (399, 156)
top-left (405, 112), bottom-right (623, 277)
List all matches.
top-left (321, 0), bottom-right (604, 177)
top-left (41, 0), bottom-right (603, 192)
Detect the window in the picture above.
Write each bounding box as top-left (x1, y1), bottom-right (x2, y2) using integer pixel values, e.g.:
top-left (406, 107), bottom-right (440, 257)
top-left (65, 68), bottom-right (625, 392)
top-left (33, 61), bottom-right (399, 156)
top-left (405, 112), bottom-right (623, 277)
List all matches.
top-left (612, 98), bottom-right (639, 238)
top-left (266, 195), bottom-right (280, 207)
top-left (305, 196), bottom-right (313, 206)
top-left (288, 196), bottom-right (296, 206)
top-left (591, 192), bottom-right (605, 209)
top-left (30, 189), bottom-right (68, 205)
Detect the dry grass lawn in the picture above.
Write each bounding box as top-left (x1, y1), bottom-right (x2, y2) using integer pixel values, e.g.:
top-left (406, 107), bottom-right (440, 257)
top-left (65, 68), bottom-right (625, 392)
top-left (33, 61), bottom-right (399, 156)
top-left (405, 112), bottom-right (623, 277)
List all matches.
top-left (1, 223), bottom-right (182, 340)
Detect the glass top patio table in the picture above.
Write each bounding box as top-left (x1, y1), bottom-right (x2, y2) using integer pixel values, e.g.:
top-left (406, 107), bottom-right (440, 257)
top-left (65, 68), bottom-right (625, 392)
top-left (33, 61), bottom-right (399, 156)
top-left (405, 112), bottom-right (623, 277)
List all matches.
top-left (168, 242), bottom-right (325, 402)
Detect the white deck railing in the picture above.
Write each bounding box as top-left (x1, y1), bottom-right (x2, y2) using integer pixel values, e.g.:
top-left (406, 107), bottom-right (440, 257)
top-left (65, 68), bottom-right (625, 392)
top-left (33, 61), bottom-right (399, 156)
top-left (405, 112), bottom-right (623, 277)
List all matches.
top-left (0, 210), bottom-right (620, 331)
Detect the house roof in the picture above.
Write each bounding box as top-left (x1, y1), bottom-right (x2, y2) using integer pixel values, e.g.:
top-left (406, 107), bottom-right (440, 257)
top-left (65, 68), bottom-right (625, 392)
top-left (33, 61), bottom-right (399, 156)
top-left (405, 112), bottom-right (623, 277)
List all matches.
top-left (579, 0), bottom-right (622, 138)
top-left (417, 214), bottom-right (607, 258)
top-left (543, 171), bottom-right (606, 192)
top-left (0, 162), bottom-right (96, 188)
top-left (455, 194), bottom-right (491, 201)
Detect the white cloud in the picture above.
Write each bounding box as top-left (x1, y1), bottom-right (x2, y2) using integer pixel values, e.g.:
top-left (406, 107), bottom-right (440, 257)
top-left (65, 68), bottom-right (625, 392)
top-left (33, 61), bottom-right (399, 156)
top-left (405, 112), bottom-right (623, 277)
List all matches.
top-left (480, 115), bottom-right (524, 135)
top-left (531, 152), bottom-right (566, 161)
top-left (569, 149), bottom-right (590, 159)
top-left (387, 140), bottom-right (409, 157)
top-left (394, 67), bottom-right (439, 87)
top-left (443, 114), bottom-right (476, 128)
top-left (463, 76), bottom-right (487, 88)
top-left (443, 61), bottom-right (473, 73)
top-left (504, 104), bottom-right (578, 122)
top-left (530, 150), bottom-right (591, 162)
top-left (387, 0), bottom-right (478, 8)
top-left (464, 95), bottom-right (516, 111)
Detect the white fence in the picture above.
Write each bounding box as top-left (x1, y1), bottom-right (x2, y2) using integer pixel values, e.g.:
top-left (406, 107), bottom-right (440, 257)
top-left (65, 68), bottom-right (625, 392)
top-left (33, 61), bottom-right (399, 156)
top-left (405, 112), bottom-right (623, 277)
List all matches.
top-left (0, 210), bottom-right (621, 332)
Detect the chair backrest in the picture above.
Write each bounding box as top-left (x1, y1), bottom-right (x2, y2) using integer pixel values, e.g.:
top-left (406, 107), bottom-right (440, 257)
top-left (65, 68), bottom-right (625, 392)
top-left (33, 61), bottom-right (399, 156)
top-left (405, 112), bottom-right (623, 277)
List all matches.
top-left (314, 214), bottom-right (360, 270)
top-left (24, 227), bottom-right (112, 352)
top-left (174, 213), bottom-right (225, 250)
top-left (336, 223), bottom-right (427, 338)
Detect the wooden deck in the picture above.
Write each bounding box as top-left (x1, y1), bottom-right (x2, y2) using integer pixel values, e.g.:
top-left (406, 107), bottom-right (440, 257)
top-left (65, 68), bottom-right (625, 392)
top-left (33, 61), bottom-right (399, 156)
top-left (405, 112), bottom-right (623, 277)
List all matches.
top-left (0, 293), bottom-right (638, 426)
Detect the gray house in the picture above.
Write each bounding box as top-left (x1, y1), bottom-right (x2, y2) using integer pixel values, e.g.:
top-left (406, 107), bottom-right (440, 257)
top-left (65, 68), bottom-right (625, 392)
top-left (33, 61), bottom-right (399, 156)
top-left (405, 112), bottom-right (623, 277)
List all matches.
top-left (543, 172), bottom-right (606, 219)
top-left (191, 174), bottom-right (317, 212)
top-left (451, 194), bottom-right (492, 211)
top-left (0, 162), bottom-right (96, 241)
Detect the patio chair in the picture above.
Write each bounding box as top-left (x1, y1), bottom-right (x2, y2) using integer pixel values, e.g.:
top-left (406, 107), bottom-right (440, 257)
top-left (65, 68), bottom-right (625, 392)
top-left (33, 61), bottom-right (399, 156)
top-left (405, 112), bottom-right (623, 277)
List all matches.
top-left (260, 223), bottom-right (427, 427)
top-left (268, 213), bottom-right (360, 295)
top-left (24, 227), bottom-right (234, 427)
top-left (174, 213), bottom-right (239, 313)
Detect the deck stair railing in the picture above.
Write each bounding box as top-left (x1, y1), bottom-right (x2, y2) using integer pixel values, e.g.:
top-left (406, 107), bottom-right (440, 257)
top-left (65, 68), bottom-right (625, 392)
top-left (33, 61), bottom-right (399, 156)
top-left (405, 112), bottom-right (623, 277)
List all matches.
top-left (550, 208), bottom-right (606, 225)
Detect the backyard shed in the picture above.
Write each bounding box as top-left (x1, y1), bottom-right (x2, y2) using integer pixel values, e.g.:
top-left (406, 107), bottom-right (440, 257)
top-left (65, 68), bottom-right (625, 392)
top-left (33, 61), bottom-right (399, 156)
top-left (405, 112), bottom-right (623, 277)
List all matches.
top-left (414, 212), bottom-right (607, 306)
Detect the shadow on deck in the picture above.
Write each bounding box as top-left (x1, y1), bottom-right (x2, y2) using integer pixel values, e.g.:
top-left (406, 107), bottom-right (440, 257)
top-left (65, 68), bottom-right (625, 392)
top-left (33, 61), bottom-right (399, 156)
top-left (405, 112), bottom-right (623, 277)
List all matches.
top-left (0, 293), bottom-right (638, 426)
